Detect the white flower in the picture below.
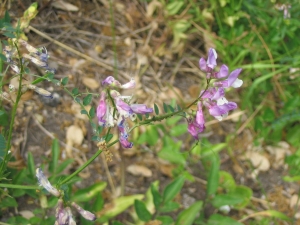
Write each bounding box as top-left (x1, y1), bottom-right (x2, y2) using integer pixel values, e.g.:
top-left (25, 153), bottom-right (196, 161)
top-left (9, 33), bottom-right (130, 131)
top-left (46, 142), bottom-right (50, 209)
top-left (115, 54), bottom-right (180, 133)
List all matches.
top-left (36, 168), bottom-right (60, 197)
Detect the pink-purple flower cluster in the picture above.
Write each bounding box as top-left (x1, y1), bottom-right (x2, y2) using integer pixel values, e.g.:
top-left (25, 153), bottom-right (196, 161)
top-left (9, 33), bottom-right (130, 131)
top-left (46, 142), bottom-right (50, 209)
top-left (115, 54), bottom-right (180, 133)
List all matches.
top-left (36, 168), bottom-right (96, 224)
top-left (97, 76), bottom-right (153, 148)
top-left (188, 48), bottom-right (243, 140)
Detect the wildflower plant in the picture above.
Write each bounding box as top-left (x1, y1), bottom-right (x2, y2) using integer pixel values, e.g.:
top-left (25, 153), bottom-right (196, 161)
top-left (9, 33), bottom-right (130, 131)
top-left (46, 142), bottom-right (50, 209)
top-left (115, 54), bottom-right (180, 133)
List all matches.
top-left (0, 6), bottom-right (252, 225)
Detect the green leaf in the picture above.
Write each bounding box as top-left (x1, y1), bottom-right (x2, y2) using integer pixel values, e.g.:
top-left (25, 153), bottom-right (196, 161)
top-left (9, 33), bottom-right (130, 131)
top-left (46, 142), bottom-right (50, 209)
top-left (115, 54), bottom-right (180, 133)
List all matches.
top-left (175, 201), bottom-right (203, 225)
top-left (72, 88), bottom-right (79, 96)
top-left (157, 216), bottom-right (173, 225)
top-left (206, 155), bottom-right (220, 196)
top-left (83, 94), bottom-right (92, 106)
top-left (75, 97), bottom-right (81, 103)
top-left (137, 125), bottom-right (159, 146)
top-left (0, 196), bottom-right (18, 207)
top-left (49, 139), bottom-right (59, 174)
top-left (61, 77), bottom-right (69, 86)
top-left (219, 171), bottom-right (236, 192)
top-left (31, 73), bottom-right (51, 85)
top-left (211, 193), bottom-right (244, 208)
top-left (228, 185), bottom-right (252, 209)
top-left (0, 109), bottom-right (9, 126)
top-left (207, 214), bottom-right (243, 225)
top-left (81, 109), bottom-right (88, 115)
top-left (201, 143), bottom-right (227, 158)
top-left (163, 102), bottom-right (168, 113)
top-left (55, 159), bottom-right (74, 174)
top-left (134, 200), bottom-right (152, 222)
top-left (0, 53), bottom-right (7, 61)
top-left (166, 1), bottom-right (184, 15)
top-left (7, 216), bottom-right (28, 224)
top-left (112, 222), bottom-right (125, 225)
top-left (170, 124), bottom-right (187, 137)
top-left (98, 195), bottom-right (144, 223)
top-left (72, 182), bottom-right (107, 202)
top-left (93, 193), bottom-right (104, 211)
top-left (151, 183), bottom-right (162, 209)
top-left (154, 103), bottom-right (159, 115)
top-left (158, 140), bottom-right (186, 165)
top-left (105, 133), bottom-right (113, 142)
top-left (168, 105), bottom-right (175, 112)
top-left (163, 176), bottom-right (185, 203)
top-left (166, 116), bottom-right (181, 126)
top-left (4, 11), bottom-right (11, 23)
top-left (27, 152), bottom-right (35, 179)
top-left (3, 31), bottom-right (15, 38)
top-left (0, 133), bottom-right (6, 163)
top-left (89, 106), bottom-right (95, 118)
top-left (160, 201), bottom-right (180, 213)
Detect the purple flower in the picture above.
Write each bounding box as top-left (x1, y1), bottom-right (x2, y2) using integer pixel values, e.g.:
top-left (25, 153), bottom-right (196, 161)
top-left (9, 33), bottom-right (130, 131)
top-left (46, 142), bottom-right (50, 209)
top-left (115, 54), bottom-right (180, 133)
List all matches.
top-left (36, 168), bottom-right (60, 197)
top-left (115, 97), bottom-right (133, 117)
top-left (199, 48), bottom-right (217, 72)
top-left (121, 78), bottom-right (136, 89)
top-left (102, 76), bottom-right (136, 89)
top-left (71, 202), bottom-right (96, 221)
top-left (131, 104), bottom-right (153, 114)
top-left (201, 88), bottom-right (225, 101)
top-left (97, 91), bottom-right (107, 126)
top-left (214, 68), bottom-right (243, 88)
top-left (117, 117), bottom-right (133, 148)
top-left (195, 102), bottom-right (205, 125)
top-left (55, 199), bottom-right (68, 225)
top-left (215, 64), bottom-right (229, 79)
top-left (207, 97), bottom-right (237, 121)
top-left (102, 76), bottom-right (121, 87)
top-left (187, 102), bottom-right (205, 140)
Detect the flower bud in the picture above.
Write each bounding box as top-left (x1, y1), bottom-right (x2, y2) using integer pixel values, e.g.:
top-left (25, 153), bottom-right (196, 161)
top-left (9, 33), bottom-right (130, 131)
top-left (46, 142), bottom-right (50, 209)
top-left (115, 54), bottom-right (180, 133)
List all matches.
top-left (71, 202), bottom-right (96, 221)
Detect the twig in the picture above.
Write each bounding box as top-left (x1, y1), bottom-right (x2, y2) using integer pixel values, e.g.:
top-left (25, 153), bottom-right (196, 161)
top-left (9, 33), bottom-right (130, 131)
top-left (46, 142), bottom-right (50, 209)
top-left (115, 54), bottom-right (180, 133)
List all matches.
top-left (32, 116), bottom-right (81, 153)
top-left (101, 153), bottom-right (116, 195)
top-left (28, 25), bottom-right (130, 80)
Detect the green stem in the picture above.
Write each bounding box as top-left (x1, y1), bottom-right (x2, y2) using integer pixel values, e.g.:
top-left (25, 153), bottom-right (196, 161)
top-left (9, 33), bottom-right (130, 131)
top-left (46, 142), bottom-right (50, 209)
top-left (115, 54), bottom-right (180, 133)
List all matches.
top-left (60, 139), bottom-right (118, 185)
top-left (0, 42), bottom-right (24, 174)
top-left (0, 184), bottom-right (38, 189)
top-left (136, 79), bottom-right (211, 127)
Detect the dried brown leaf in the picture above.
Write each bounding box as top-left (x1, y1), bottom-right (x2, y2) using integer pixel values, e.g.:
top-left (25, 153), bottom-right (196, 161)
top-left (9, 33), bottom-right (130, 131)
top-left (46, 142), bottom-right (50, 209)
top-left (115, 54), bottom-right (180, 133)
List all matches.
top-left (52, 1), bottom-right (79, 11)
top-left (127, 164), bottom-right (152, 177)
top-left (82, 77), bottom-right (100, 90)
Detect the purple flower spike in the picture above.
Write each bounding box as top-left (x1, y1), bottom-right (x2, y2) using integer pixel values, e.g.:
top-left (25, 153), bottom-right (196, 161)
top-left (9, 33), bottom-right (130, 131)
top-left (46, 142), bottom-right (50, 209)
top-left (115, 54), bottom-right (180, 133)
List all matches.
top-left (97, 91), bottom-right (107, 126)
top-left (131, 104), bottom-right (153, 114)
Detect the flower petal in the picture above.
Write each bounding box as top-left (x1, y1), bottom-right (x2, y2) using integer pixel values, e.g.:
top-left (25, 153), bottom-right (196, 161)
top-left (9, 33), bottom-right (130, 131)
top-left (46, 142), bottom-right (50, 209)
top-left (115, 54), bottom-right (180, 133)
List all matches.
top-left (36, 168), bottom-right (60, 197)
top-left (216, 64), bottom-right (229, 78)
top-left (227, 68), bottom-right (242, 87)
top-left (131, 104), bottom-right (153, 114)
top-left (199, 58), bottom-right (207, 71)
top-left (207, 48), bottom-right (217, 69)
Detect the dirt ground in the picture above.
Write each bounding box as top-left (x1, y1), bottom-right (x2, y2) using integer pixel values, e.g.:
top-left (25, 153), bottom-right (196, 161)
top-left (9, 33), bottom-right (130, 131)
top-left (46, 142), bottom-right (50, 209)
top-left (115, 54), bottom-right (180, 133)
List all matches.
top-left (1, 0), bottom-right (298, 224)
